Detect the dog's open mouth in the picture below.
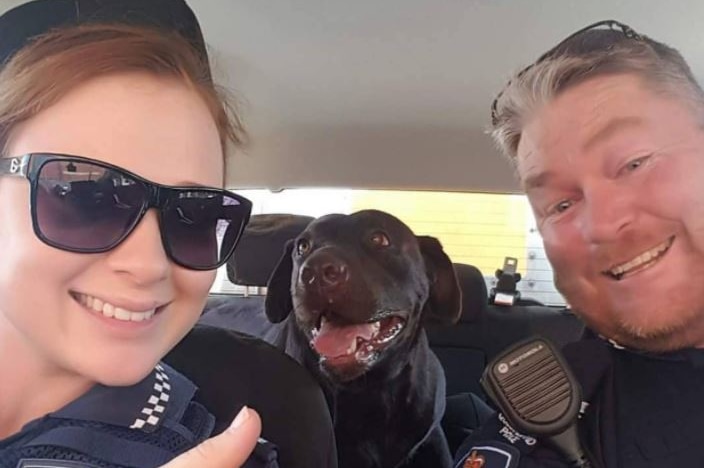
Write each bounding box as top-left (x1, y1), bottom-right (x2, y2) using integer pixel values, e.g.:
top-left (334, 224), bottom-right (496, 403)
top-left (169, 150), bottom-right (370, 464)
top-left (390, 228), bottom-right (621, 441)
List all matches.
top-left (309, 314), bottom-right (406, 367)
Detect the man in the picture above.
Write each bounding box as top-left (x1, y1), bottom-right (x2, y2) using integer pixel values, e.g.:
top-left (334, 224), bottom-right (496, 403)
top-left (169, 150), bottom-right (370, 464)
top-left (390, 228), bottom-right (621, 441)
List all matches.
top-left (455, 20), bottom-right (704, 468)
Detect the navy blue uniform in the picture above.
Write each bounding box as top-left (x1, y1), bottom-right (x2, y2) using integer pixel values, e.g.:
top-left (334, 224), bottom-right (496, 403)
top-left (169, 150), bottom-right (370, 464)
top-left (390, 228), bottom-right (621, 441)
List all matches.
top-left (454, 335), bottom-right (704, 468)
top-left (0, 363), bottom-right (278, 468)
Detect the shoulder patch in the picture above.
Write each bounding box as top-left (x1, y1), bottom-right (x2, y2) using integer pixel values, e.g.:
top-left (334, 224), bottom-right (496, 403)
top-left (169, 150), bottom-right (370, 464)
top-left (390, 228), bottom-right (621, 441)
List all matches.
top-left (456, 441), bottom-right (520, 468)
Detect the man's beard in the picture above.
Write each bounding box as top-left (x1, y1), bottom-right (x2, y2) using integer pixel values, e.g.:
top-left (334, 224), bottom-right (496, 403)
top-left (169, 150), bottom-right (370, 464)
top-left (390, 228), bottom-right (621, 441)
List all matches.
top-left (571, 303), bottom-right (704, 353)
top-left (554, 272), bottom-right (704, 353)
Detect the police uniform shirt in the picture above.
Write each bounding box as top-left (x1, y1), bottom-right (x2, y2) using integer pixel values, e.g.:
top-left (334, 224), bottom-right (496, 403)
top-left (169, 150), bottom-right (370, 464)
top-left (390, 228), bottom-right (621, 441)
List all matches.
top-left (0, 362), bottom-right (278, 468)
top-left (609, 346), bottom-right (704, 467)
top-left (454, 336), bottom-right (704, 468)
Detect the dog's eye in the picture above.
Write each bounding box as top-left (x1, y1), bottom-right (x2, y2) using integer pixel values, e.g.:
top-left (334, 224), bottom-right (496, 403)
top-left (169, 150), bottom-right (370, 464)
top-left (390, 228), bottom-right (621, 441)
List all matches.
top-left (370, 231), bottom-right (390, 247)
top-left (296, 238), bottom-right (311, 256)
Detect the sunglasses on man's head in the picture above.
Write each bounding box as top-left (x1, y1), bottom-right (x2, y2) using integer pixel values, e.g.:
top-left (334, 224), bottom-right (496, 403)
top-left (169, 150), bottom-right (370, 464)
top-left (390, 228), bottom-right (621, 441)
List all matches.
top-left (491, 20), bottom-right (649, 126)
top-left (0, 153), bottom-right (252, 271)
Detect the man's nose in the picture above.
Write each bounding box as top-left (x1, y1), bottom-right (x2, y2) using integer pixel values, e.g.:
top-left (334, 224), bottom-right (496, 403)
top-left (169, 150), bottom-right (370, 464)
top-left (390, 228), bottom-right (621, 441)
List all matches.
top-left (579, 184), bottom-right (635, 244)
top-left (106, 210), bottom-right (170, 285)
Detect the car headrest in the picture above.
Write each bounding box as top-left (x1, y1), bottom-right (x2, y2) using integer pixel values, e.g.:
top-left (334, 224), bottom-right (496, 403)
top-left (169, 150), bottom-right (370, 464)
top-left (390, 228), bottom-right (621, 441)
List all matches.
top-left (227, 214), bottom-right (314, 287)
top-left (452, 263), bottom-right (488, 323)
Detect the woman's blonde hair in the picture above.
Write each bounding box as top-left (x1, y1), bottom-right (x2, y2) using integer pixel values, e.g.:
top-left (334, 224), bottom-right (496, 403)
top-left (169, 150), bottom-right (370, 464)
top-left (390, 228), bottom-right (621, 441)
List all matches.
top-left (0, 23), bottom-right (246, 163)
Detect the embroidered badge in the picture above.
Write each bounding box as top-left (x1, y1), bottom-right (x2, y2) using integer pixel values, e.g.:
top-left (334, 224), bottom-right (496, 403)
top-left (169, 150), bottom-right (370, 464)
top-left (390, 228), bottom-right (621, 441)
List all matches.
top-left (463, 450), bottom-right (486, 467)
top-left (458, 443), bottom-right (519, 468)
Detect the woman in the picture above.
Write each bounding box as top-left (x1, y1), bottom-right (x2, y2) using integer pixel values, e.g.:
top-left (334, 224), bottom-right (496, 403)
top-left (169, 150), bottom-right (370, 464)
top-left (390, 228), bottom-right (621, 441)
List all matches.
top-left (0, 1), bottom-right (264, 466)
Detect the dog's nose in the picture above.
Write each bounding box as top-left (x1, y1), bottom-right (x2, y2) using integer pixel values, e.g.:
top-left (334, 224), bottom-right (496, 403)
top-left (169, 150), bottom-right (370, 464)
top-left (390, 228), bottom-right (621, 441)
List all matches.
top-left (321, 262), bottom-right (348, 286)
top-left (300, 258), bottom-right (350, 291)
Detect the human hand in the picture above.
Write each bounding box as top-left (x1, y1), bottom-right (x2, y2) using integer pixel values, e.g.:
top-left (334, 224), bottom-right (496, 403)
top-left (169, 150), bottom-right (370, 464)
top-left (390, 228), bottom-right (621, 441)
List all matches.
top-left (160, 406), bottom-right (261, 468)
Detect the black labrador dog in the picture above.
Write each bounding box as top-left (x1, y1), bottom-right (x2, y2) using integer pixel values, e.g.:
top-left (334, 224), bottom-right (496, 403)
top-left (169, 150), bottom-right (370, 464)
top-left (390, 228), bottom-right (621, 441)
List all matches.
top-left (253, 209), bottom-right (462, 468)
top-left (199, 210), bottom-right (462, 468)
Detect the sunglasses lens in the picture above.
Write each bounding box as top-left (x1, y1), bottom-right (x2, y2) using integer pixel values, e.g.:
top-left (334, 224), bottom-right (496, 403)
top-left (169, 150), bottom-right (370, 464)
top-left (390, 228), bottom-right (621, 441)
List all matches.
top-left (34, 159), bottom-right (146, 251)
top-left (30, 157), bottom-right (249, 270)
top-left (162, 190), bottom-right (249, 269)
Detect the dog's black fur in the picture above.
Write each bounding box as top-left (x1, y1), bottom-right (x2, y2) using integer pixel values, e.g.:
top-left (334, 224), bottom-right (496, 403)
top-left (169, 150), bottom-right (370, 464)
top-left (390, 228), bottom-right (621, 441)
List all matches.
top-left (202, 210), bottom-right (462, 468)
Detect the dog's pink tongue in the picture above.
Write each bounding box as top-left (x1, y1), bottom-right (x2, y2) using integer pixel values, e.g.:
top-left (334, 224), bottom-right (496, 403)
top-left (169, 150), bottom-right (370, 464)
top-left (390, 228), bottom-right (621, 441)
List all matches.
top-left (311, 320), bottom-right (377, 359)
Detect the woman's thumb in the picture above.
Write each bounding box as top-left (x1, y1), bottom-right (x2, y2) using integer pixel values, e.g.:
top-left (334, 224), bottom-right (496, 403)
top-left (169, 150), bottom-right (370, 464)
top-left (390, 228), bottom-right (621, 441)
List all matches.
top-left (160, 406), bottom-right (262, 468)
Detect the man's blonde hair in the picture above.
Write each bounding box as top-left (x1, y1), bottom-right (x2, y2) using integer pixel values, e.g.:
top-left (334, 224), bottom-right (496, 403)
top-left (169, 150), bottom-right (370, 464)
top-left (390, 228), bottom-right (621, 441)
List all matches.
top-left (490, 24), bottom-right (704, 161)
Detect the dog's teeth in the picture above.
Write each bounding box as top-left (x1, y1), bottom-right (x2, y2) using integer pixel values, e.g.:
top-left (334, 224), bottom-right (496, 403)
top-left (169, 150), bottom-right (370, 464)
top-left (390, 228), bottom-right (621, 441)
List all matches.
top-left (371, 321), bottom-right (381, 338)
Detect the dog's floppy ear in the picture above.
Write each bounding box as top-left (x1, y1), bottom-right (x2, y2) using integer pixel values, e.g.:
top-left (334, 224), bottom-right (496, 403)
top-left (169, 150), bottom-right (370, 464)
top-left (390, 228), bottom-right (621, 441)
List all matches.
top-left (265, 240), bottom-right (295, 323)
top-left (417, 236), bottom-right (462, 325)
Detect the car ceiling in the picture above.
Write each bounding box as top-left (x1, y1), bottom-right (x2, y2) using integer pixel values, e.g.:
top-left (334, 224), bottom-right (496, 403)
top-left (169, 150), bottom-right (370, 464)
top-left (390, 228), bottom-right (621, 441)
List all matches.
top-left (4, 1), bottom-right (703, 193)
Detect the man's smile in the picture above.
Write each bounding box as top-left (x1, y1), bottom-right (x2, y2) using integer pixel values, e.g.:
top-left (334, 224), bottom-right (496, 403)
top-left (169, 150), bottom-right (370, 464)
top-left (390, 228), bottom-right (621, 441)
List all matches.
top-left (603, 236), bottom-right (675, 280)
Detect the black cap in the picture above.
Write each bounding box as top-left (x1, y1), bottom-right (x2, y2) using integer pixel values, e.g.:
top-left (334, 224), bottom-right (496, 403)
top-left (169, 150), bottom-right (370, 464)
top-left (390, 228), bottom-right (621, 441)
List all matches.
top-left (0, 0), bottom-right (209, 68)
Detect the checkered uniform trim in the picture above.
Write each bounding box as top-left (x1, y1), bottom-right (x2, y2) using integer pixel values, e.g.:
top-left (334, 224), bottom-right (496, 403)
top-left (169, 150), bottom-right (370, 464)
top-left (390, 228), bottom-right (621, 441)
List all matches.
top-left (129, 364), bottom-right (171, 432)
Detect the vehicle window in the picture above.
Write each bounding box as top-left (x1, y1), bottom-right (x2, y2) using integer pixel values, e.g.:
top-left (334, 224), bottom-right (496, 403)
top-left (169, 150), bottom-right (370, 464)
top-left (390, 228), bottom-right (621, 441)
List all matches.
top-left (211, 188), bottom-right (566, 306)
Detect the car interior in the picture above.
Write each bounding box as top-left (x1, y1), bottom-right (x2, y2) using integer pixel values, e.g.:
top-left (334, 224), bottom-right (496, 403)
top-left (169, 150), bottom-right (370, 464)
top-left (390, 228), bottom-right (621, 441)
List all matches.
top-left (5, 0), bottom-right (699, 464)
top-left (176, 0), bottom-right (700, 460)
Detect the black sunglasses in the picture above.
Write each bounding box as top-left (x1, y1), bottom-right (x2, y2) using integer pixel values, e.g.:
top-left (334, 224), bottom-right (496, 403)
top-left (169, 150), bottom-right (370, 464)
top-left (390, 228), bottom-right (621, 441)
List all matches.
top-left (0, 153), bottom-right (252, 271)
top-left (491, 20), bottom-right (647, 127)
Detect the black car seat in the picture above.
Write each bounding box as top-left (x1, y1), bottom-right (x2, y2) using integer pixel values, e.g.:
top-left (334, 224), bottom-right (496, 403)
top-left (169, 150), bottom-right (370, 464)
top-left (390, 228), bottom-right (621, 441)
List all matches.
top-left (227, 213), bottom-right (314, 289)
top-left (427, 263), bottom-right (585, 398)
top-left (168, 215), bottom-right (335, 468)
top-left (199, 214), bottom-right (313, 337)
top-left (426, 263), bottom-right (489, 397)
top-left (165, 325), bottom-right (337, 468)
top-left (426, 262), bottom-right (585, 454)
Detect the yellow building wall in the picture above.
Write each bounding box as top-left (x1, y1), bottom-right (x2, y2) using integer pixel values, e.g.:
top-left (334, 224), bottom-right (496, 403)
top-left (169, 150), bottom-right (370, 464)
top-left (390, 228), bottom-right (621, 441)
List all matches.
top-left (349, 190), bottom-right (529, 276)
